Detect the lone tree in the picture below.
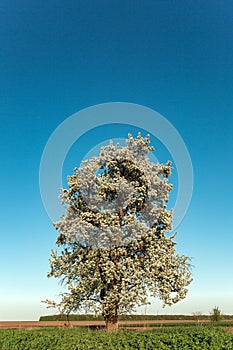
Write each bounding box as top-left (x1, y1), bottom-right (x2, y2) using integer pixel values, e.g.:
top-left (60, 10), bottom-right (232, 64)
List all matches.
top-left (210, 306), bottom-right (222, 322)
top-left (45, 133), bottom-right (192, 332)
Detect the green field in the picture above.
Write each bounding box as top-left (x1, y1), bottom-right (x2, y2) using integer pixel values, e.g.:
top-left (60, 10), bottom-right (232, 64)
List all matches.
top-left (0, 326), bottom-right (233, 350)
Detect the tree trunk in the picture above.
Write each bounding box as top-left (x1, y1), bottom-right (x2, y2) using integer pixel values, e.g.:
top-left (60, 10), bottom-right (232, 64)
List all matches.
top-left (105, 316), bottom-right (119, 333)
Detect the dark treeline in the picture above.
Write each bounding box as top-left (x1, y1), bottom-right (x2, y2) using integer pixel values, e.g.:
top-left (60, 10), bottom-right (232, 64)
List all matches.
top-left (39, 314), bottom-right (233, 322)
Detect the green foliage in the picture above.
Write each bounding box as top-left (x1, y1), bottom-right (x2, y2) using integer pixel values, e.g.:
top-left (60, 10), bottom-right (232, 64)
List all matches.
top-left (0, 327), bottom-right (233, 350)
top-left (210, 307), bottom-right (223, 322)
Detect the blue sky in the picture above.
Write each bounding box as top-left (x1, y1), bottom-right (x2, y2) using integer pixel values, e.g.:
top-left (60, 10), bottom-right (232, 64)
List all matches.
top-left (1, 1), bottom-right (233, 320)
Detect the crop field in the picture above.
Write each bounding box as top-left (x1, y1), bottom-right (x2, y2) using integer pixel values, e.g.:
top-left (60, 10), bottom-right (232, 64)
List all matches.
top-left (0, 326), bottom-right (233, 350)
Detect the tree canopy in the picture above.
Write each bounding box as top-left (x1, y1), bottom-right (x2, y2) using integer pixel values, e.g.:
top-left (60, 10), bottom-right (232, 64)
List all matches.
top-left (45, 133), bottom-right (192, 332)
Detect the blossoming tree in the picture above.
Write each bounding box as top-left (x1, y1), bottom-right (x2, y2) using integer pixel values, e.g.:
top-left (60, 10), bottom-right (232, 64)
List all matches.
top-left (45, 133), bottom-right (192, 332)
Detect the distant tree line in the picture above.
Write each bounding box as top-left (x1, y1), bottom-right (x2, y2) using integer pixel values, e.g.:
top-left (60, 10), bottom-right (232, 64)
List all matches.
top-left (39, 313), bottom-right (233, 322)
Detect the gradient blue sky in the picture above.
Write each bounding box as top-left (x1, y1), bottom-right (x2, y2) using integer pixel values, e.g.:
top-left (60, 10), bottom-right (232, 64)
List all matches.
top-left (1, 1), bottom-right (233, 320)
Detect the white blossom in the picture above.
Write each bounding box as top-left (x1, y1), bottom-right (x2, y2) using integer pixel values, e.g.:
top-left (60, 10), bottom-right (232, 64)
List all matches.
top-left (46, 133), bottom-right (192, 331)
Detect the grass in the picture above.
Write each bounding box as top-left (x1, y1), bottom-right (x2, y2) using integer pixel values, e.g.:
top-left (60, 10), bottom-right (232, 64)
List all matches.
top-left (0, 326), bottom-right (233, 350)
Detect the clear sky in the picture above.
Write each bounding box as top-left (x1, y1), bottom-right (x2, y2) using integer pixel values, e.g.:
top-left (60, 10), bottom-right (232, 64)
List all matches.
top-left (1, 1), bottom-right (233, 320)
